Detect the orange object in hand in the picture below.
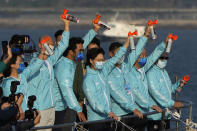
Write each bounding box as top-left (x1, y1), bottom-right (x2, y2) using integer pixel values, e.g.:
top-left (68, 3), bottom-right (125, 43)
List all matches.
top-left (183, 75), bottom-right (190, 82)
top-left (128, 30), bottom-right (138, 50)
top-left (93, 14), bottom-right (101, 24)
top-left (148, 20), bottom-right (158, 26)
top-left (168, 33), bottom-right (178, 41)
top-left (92, 14), bottom-right (111, 30)
top-left (40, 36), bottom-right (50, 44)
top-left (61, 9), bottom-right (79, 23)
top-left (61, 9), bottom-right (69, 19)
top-left (147, 19), bottom-right (158, 40)
top-left (128, 30), bottom-right (138, 36)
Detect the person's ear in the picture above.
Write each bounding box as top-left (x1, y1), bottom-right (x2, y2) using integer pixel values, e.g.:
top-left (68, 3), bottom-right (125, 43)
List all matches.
top-left (10, 64), bottom-right (15, 68)
top-left (90, 59), bottom-right (94, 65)
top-left (109, 51), bottom-right (113, 58)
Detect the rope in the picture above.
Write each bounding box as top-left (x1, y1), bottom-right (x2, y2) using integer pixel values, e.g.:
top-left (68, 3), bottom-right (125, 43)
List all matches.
top-left (73, 122), bottom-right (88, 131)
top-left (187, 121), bottom-right (197, 129)
top-left (114, 117), bottom-right (136, 131)
top-left (165, 108), bottom-right (197, 130)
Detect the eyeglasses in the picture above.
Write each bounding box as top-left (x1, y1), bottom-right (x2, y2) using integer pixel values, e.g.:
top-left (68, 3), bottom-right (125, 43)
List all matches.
top-left (159, 57), bottom-right (169, 60)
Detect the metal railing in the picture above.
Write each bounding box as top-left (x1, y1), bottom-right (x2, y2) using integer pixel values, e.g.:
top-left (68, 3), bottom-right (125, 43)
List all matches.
top-left (30, 100), bottom-right (193, 131)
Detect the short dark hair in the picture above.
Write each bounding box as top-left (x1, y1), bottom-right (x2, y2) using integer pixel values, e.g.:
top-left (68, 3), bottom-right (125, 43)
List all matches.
top-left (63, 37), bottom-right (84, 57)
top-left (90, 37), bottom-right (100, 47)
top-left (54, 30), bottom-right (64, 40)
top-left (3, 55), bottom-right (18, 77)
top-left (109, 42), bottom-right (122, 52)
top-left (86, 48), bottom-right (105, 67)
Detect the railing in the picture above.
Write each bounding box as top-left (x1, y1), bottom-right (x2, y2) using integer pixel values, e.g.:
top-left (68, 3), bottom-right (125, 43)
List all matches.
top-left (30, 100), bottom-right (193, 131)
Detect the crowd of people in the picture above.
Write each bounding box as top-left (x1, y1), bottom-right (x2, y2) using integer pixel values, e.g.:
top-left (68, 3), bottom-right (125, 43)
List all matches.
top-left (0, 14), bottom-right (189, 131)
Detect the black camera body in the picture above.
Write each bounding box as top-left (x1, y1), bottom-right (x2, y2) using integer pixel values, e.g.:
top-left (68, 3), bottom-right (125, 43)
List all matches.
top-left (9, 35), bottom-right (30, 55)
top-left (8, 81), bottom-right (21, 105)
top-left (25, 95), bottom-right (38, 121)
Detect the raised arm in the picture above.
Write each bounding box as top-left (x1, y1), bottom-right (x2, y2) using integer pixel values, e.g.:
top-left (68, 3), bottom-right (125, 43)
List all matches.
top-left (144, 41), bottom-right (167, 72)
top-left (48, 18), bottom-right (70, 65)
top-left (126, 36), bottom-right (148, 70)
top-left (82, 23), bottom-right (100, 49)
top-left (0, 45), bottom-right (12, 73)
top-left (126, 26), bottom-right (150, 70)
top-left (102, 38), bottom-right (129, 77)
top-left (22, 58), bottom-right (43, 80)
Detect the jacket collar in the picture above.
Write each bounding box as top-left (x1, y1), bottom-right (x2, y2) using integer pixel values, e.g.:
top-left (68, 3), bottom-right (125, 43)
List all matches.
top-left (62, 57), bottom-right (75, 65)
top-left (86, 66), bottom-right (98, 75)
top-left (153, 65), bottom-right (165, 72)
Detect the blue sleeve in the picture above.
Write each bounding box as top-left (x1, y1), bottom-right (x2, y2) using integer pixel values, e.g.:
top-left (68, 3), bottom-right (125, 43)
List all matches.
top-left (83, 79), bottom-right (111, 114)
top-left (0, 61), bottom-right (6, 73)
top-left (171, 80), bottom-right (180, 93)
top-left (83, 29), bottom-right (97, 49)
top-left (164, 70), bottom-right (180, 93)
top-left (102, 47), bottom-right (127, 77)
top-left (126, 36), bottom-right (148, 70)
top-left (147, 72), bottom-right (174, 108)
top-left (48, 31), bottom-right (70, 65)
top-left (108, 80), bottom-right (135, 112)
top-left (55, 64), bottom-right (82, 112)
top-left (132, 88), bottom-right (152, 109)
top-left (22, 58), bottom-right (43, 80)
top-left (144, 42), bottom-right (166, 72)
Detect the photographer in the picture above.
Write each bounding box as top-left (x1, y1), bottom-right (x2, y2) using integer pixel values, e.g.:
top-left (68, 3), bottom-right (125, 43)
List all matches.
top-left (0, 45), bottom-right (12, 73)
top-left (0, 94), bottom-right (41, 131)
top-left (0, 94), bottom-right (24, 126)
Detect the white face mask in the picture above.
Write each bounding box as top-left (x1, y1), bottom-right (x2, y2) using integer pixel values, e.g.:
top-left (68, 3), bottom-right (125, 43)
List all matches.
top-left (157, 59), bottom-right (167, 69)
top-left (95, 61), bottom-right (105, 70)
top-left (44, 45), bottom-right (54, 56)
top-left (117, 55), bottom-right (125, 65)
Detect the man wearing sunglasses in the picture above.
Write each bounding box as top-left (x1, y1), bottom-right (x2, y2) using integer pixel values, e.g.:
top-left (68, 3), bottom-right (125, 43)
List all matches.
top-left (146, 52), bottom-right (188, 131)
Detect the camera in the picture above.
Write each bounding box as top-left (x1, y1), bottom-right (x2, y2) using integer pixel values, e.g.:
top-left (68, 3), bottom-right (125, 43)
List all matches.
top-left (25, 95), bottom-right (38, 121)
top-left (8, 81), bottom-right (21, 105)
top-left (9, 35), bottom-right (30, 55)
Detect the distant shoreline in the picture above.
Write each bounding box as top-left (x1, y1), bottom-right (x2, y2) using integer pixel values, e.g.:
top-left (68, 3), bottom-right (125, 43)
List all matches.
top-left (0, 7), bottom-right (197, 29)
top-left (0, 19), bottom-right (197, 30)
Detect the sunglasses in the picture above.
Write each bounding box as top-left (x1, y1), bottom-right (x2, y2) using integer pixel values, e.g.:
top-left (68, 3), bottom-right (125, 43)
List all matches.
top-left (159, 57), bottom-right (169, 60)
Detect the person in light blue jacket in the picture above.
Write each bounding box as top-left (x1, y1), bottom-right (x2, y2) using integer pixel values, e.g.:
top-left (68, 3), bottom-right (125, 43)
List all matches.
top-left (53, 23), bottom-right (100, 131)
top-left (125, 36), bottom-right (170, 131)
top-left (1, 50), bottom-right (44, 119)
top-left (83, 38), bottom-right (130, 131)
top-left (27, 18), bottom-right (70, 130)
top-left (107, 26), bottom-right (151, 131)
top-left (146, 52), bottom-right (187, 131)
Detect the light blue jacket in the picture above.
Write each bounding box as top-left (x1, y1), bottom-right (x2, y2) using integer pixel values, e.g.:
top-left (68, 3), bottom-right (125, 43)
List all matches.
top-left (147, 65), bottom-right (180, 120)
top-left (53, 29), bottom-right (97, 112)
top-left (1, 58), bottom-right (43, 111)
top-left (126, 42), bottom-right (166, 114)
top-left (27, 31), bottom-right (70, 111)
top-left (83, 47), bottom-right (127, 121)
top-left (107, 36), bottom-right (148, 116)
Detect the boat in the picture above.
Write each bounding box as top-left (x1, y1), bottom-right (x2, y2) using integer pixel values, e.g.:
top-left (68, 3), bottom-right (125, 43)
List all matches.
top-left (102, 12), bottom-right (145, 38)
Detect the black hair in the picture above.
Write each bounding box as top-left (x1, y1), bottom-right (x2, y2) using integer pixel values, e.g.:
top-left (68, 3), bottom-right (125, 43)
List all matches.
top-left (63, 37), bottom-right (84, 57)
top-left (89, 37), bottom-right (100, 48)
top-left (86, 48), bottom-right (105, 67)
top-left (3, 55), bottom-right (18, 78)
top-left (109, 42), bottom-right (122, 52)
top-left (54, 30), bottom-right (64, 40)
